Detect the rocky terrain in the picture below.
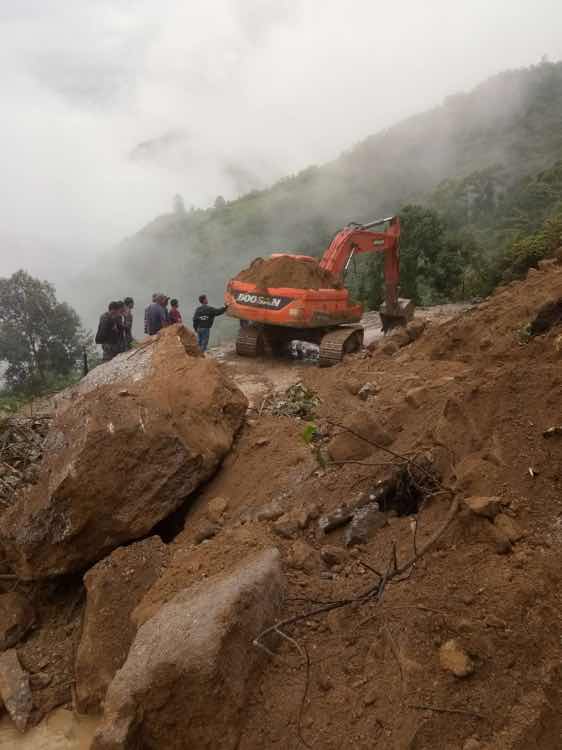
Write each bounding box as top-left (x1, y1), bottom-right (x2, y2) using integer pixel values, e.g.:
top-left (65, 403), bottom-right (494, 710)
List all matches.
top-left (0, 260), bottom-right (560, 749)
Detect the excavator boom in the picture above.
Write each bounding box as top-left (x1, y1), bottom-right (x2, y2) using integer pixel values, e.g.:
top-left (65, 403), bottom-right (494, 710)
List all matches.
top-left (319, 215), bottom-right (402, 313)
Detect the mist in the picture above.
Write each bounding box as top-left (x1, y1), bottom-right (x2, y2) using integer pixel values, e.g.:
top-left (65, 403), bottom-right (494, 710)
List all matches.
top-left (0, 0), bottom-right (560, 326)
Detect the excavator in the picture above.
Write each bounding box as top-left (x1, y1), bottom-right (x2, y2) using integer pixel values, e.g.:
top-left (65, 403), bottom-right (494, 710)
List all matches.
top-left (224, 215), bottom-right (414, 367)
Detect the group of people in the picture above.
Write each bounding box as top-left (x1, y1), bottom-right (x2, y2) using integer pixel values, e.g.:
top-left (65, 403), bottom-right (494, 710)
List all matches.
top-left (95, 293), bottom-right (228, 362)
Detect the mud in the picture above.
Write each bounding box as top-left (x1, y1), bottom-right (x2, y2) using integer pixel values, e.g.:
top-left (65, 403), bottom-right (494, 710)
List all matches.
top-left (0, 709), bottom-right (98, 750)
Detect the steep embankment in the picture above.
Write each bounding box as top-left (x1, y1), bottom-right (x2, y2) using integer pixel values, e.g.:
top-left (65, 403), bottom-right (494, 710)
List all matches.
top-left (70, 62), bottom-right (562, 334)
top-left (1, 255), bottom-right (560, 748)
top-left (154, 259), bottom-right (561, 749)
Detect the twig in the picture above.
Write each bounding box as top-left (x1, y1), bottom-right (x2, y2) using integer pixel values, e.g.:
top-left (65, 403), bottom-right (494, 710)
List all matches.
top-left (325, 419), bottom-right (441, 487)
top-left (383, 623), bottom-right (404, 691)
top-left (275, 627), bottom-right (312, 750)
top-left (328, 460), bottom-right (401, 468)
top-left (406, 703), bottom-right (488, 721)
top-left (357, 560), bottom-right (383, 578)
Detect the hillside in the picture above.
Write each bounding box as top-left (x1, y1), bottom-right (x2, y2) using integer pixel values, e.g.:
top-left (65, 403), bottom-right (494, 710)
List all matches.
top-left (72, 61), bottom-right (562, 334)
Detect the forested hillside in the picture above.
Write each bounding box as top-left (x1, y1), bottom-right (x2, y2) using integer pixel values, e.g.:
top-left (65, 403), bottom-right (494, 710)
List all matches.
top-left (74, 61), bottom-right (562, 333)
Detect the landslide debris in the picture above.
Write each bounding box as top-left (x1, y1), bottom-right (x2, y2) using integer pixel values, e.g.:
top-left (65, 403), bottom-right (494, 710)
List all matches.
top-left (0, 416), bottom-right (50, 514)
top-left (92, 549), bottom-right (284, 750)
top-left (0, 326), bottom-right (247, 579)
top-left (0, 262), bottom-right (561, 748)
top-left (74, 537), bottom-right (171, 714)
top-left (234, 255), bottom-right (343, 291)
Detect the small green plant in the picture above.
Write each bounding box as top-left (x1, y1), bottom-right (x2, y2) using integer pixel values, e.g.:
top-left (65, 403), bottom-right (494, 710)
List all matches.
top-left (302, 423), bottom-right (318, 444)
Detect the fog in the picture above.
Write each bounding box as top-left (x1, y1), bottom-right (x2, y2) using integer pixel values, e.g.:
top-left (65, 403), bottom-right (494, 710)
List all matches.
top-left (0, 0), bottom-right (560, 295)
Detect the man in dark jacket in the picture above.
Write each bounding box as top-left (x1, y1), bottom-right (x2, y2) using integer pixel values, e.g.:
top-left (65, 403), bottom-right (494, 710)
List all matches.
top-left (146, 294), bottom-right (168, 336)
top-left (192, 294), bottom-right (227, 352)
top-left (123, 296), bottom-right (134, 348)
top-left (95, 301), bottom-right (127, 361)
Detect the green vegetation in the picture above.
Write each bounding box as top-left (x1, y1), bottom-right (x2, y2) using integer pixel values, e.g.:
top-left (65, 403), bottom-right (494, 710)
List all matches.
top-left (0, 270), bottom-right (91, 396)
top-left (74, 61), bottom-right (562, 330)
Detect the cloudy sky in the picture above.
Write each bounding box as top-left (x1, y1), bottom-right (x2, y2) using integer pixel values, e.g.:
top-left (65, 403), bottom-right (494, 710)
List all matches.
top-left (0, 0), bottom-right (560, 281)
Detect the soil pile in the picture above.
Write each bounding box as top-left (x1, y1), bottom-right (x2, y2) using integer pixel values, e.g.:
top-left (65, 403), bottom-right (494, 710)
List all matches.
top-left (161, 262), bottom-right (562, 749)
top-left (234, 255), bottom-right (343, 291)
top-left (0, 326), bottom-right (247, 579)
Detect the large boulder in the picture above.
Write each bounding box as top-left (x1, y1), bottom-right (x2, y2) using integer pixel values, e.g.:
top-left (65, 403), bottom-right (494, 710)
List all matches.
top-left (92, 548), bottom-right (284, 750)
top-left (75, 536), bottom-right (171, 714)
top-left (0, 326), bottom-right (247, 579)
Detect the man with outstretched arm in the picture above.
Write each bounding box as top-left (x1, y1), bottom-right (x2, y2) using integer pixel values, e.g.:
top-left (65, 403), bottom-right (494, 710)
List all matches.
top-left (192, 294), bottom-right (227, 352)
top-left (95, 301), bottom-right (127, 361)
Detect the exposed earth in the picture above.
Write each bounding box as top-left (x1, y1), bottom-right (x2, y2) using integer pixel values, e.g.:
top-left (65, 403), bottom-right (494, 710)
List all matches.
top-left (0, 262), bottom-right (560, 749)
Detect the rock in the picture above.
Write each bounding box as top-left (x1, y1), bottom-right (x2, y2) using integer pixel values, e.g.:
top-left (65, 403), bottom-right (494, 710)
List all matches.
top-left (0, 649), bottom-right (33, 732)
top-left (490, 525), bottom-right (512, 555)
top-left (194, 522), bottom-right (220, 544)
top-left (344, 379), bottom-right (363, 396)
top-left (92, 549), bottom-right (284, 750)
top-left (255, 500), bottom-right (285, 522)
top-left (29, 671), bottom-right (52, 690)
top-left (207, 496), bottom-right (229, 523)
top-left (463, 495), bottom-right (502, 519)
top-left (0, 326), bottom-right (247, 579)
top-left (320, 545), bottom-right (347, 567)
top-left (406, 319), bottom-right (426, 342)
top-left (529, 296), bottom-right (562, 335)
top-left (75, 536), bottom-right (171, 714)
top-left (316, 670), bottom-right (334, 692)
top-left (344, 505), bottom-right (387, 546)
top-left (405, 386), bottom-right (427, 409)
top-left (357, 382), bottom-right (379, 401)
top-left (390, 328), bottom-right (411, 348)
top-left (327, 412), bottom-right (392, 462)
top-left (318, 507), bottom-right (353, 534)
top-left (380, 340), bottom-right (399, 356)
top-left (0, 593), bottom-right (35, 651)
top-left (494, 514), bottom-right (524, 543)
top-left (438, 639), bottom-right (474, 678)
top-left (287, 541), bottom-right (317, 573)
top-left (272, 509), bottom-right (311, 539)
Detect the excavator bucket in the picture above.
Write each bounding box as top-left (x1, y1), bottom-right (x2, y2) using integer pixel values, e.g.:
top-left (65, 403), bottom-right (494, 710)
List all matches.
top-left (379, 298), bottom-right (415, 333)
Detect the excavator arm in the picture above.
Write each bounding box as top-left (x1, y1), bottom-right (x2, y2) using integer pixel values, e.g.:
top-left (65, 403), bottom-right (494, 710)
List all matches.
top-left (319, 215), bottom-right (402, 312)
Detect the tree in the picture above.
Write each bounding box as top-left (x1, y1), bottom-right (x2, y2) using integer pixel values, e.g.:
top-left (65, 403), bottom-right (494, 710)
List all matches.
top-left (214, 195), bottom-right (226, 210)
top-left (0, 270), bottom-right (87, 391)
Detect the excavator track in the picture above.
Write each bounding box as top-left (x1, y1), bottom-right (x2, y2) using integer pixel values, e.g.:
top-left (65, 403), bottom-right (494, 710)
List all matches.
top-left (318, 326), bottom-right (363, 367)
top-left (235, 324), bottom-right (264, 357)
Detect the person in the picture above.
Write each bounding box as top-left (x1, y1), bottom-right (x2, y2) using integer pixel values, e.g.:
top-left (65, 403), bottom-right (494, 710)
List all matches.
top-left (123, 296), bottom-right (134, 348)
top-left (162, 295), bottom-right (171, 324)
top-left (95, 301), bottom-right (127, 361)
top-left (169, 298), bottom-right (182, 324)
top-left (144, 293), bottom-right (158, 335)
top-left (146, 294), bottom-right (168, 336)
top-left (192, 294), bottom-right (227, 352)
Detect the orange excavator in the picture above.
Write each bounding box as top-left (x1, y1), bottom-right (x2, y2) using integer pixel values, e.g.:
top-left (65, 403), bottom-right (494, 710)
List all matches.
top-left (225, 215), bottom-right (414, 366)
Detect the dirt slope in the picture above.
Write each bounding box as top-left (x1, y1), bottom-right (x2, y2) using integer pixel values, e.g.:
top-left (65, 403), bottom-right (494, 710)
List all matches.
top-left (169, 261), bottom-right (562, 749)
top-left (0, 263), bottom-right (560, 748)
